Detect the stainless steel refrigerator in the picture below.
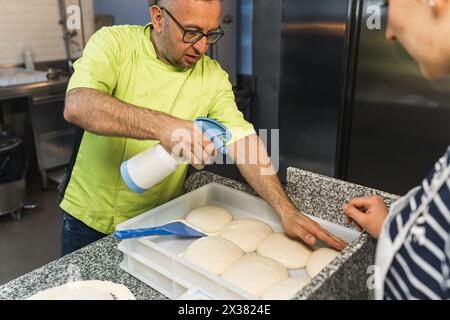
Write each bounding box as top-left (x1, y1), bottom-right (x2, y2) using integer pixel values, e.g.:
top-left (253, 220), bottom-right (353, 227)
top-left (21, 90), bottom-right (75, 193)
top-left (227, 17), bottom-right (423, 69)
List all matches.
top-left (338, 0), bottom-right (450, 195)
top-left (253, 0), bottom-right (450, 195)
top-left (253, 0), bottom-right (350, 181)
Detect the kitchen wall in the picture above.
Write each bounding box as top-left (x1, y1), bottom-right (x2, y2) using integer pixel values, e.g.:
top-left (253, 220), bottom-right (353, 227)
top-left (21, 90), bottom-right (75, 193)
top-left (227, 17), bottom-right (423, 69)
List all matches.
top-left (93, 0), bottom-right (149, 26)
top-left (238, 0), bottom-right (252, 75)
top-left (92, 0), bottom-right (253, 75)
top-left (0, 0), bottom-right (95, 65)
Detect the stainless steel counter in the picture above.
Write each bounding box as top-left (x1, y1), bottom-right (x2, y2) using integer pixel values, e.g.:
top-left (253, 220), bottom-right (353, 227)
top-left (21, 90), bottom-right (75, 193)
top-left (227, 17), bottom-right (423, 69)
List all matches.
top-left (0, 77), bottom-right (69, 102)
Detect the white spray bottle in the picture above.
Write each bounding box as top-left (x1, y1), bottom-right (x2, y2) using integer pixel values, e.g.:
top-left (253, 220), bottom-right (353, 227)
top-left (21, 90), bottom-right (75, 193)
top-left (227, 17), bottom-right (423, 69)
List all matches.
top-left (120, 117), bottom-right (231, 193)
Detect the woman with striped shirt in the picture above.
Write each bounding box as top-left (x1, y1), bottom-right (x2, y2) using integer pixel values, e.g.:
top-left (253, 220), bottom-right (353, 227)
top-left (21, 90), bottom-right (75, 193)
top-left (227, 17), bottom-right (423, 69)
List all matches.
top-left (343, 0), bottom-right (450, 300)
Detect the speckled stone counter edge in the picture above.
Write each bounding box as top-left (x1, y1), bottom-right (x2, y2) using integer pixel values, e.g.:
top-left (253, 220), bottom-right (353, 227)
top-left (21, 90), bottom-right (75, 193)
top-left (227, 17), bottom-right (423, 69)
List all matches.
top-left (185, 168), bottom-right (401, 300)
top-left (287, 168), bottom-right (400, 300)
top-left (0, 235), bottom-right (168, 300)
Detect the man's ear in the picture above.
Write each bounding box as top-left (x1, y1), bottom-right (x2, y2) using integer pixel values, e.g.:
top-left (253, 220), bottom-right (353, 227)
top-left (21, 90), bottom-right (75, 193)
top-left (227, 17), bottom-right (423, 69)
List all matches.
top-left (432, 0), bottom-right (449, 17)
top-left (150, 6), bottom-right (164, 32)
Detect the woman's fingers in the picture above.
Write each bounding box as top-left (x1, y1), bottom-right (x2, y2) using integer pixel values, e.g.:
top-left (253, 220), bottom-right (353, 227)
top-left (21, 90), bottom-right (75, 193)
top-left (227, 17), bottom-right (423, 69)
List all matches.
top-left (343, 203), bottom-right (366, 227)
top-left (349, 197), bottom-right (372, 210)
top-left (349, 195), bottom-right (384, 210)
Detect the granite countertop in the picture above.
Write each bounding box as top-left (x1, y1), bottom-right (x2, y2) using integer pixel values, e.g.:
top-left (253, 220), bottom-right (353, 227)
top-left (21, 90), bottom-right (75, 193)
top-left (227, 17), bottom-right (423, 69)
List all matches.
top-left (0, 236), bottom-right (166, 300)
top-left (0, 168), bottom-right (400, 300)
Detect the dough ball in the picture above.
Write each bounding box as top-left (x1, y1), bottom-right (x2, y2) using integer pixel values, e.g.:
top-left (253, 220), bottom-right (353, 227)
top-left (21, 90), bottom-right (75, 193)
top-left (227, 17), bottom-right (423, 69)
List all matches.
top-left (222, 255), bottom-right (289, 297)
top-left (26, 281), bottom-right (135, 300)
top-left (218, 219), bottom-right (273, 253)
top-left (261, 276), bottom-right (311, 300)
top-left (306, 248), bottom-right (340, 278)
top-left (43, 286), bottom-right (113, 300)
top-left (184, 237), bottom-right (244, 275)
top-left (257, 233), bottom-right (312, 269)
top-left (185, 205), bottom-right (233, 234)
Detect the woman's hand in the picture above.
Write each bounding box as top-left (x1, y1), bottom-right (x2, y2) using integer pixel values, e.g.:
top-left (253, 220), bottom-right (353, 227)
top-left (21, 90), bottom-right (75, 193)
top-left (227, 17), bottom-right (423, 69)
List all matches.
top-left (343, 196), bottom-right (389, 239)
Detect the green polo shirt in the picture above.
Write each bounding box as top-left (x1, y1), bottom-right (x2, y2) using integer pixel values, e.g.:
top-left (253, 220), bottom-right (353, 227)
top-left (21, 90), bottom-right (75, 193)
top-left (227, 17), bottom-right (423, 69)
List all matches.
top-left (60, 24), bottom-right (255, 234)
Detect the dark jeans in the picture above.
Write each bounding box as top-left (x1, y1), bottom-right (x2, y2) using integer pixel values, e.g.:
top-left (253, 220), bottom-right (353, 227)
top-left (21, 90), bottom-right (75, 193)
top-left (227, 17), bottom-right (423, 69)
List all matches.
top-left (60, 211), bottom-right (106, 257)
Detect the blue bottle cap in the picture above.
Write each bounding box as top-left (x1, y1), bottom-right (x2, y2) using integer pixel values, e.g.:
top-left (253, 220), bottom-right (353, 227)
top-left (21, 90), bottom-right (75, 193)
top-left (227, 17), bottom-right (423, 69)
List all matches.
top-left (195, 117), bottom-right (232, 155)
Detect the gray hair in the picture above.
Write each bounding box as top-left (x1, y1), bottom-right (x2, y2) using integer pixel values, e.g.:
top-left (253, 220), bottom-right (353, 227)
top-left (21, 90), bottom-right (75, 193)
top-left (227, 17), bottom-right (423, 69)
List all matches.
top-left (149, 0), bottom-right (177, 7)
top-left (149, 0), bottom-right (220, 8)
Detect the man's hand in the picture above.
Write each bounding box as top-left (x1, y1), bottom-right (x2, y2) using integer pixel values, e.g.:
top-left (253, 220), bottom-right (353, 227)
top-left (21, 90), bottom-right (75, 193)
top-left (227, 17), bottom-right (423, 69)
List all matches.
top-left (343, 196), bottom-right (388, 239)
top-left (158, 117), bottom-right (217, 170)
top-left (281, 210), bottom-right (348, 251)
top-left (229, 135), bottom-right (348, 252)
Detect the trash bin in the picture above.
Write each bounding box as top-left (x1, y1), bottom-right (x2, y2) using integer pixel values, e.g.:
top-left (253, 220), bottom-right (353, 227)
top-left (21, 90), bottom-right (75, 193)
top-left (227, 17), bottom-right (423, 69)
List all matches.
top-left (0, 128), bottom-right (28, 221)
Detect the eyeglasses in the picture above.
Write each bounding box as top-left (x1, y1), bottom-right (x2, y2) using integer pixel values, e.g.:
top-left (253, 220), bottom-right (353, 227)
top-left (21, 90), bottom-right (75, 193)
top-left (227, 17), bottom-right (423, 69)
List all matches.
top-left (159, 7), bottom-right (224, 45)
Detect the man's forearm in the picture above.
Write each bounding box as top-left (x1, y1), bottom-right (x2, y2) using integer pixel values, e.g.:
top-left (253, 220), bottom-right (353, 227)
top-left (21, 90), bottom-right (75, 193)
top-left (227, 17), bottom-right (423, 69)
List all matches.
top-left (64, 87), bottom-right (175, 140)
top-left (230, 135), bottom-right (297, 218)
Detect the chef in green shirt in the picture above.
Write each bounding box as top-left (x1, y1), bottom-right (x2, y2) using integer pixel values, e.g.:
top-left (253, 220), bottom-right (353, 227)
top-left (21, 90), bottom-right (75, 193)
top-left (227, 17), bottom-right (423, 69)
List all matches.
top-left (59, 0), bottom-right (347, 256)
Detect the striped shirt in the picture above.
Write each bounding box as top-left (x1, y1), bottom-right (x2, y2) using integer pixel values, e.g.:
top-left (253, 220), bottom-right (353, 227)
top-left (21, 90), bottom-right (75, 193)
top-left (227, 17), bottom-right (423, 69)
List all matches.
top-left (382, 146), bottom-right (450, 300)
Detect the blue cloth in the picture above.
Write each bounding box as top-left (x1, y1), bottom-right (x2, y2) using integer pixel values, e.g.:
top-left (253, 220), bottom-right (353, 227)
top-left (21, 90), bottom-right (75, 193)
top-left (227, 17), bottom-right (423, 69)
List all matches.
top-left (383, 146), bottom-right (450, 300)
top-left (60, 211), bottom-right (106, 257)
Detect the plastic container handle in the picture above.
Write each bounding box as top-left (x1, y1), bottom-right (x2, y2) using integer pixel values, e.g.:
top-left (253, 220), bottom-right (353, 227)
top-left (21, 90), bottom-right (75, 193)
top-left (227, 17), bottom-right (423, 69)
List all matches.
top-left (114, 228), bottom-right (173, 240)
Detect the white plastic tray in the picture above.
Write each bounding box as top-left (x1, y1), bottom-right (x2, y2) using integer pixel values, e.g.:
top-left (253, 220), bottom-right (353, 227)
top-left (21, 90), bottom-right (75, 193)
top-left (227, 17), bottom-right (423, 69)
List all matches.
top-left (116, 183), bottom-right (360, 300)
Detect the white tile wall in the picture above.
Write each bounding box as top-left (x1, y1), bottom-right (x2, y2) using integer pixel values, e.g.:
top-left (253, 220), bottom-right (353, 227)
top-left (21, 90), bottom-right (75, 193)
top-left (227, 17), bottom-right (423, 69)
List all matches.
top-left (0, 0), bottom-right (95, 65)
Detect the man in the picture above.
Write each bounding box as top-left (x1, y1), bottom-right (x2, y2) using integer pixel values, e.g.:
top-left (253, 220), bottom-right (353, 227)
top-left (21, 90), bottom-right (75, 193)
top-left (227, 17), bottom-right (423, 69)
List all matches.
top-left (60, 0), bottom-right (347, 256)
